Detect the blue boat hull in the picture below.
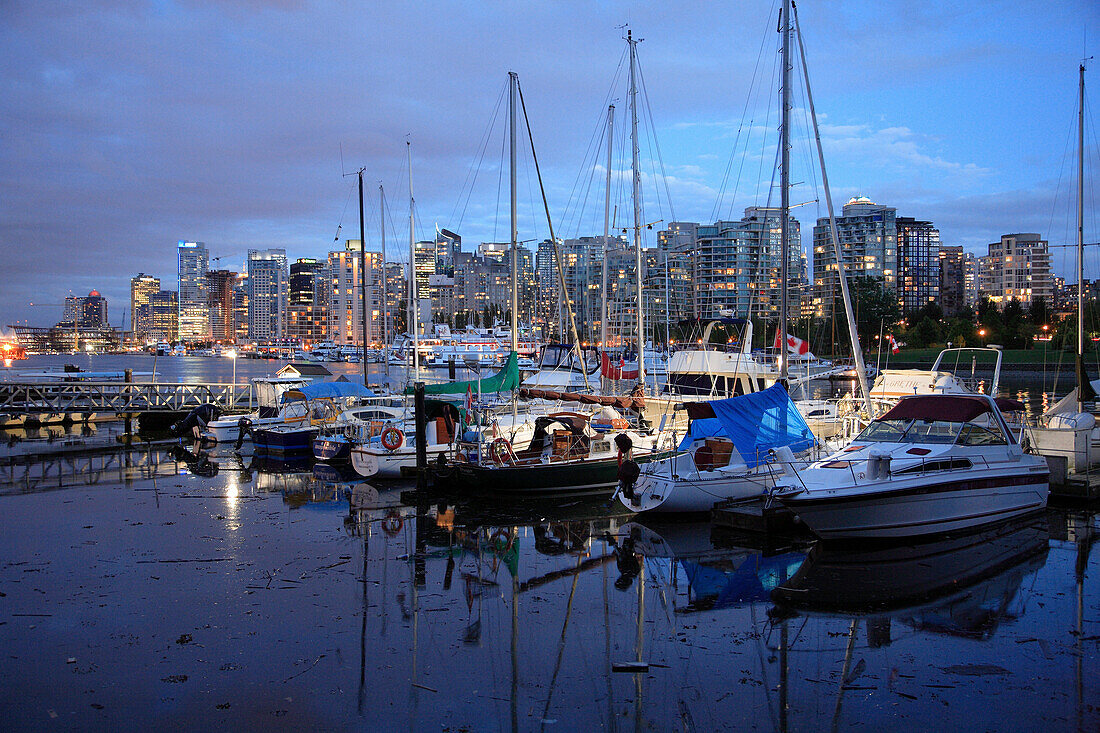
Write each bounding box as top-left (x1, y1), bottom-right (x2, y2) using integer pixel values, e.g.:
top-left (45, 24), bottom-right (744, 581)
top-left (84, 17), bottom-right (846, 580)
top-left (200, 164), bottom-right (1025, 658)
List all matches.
top-left (253, 427), bottom-right (318, 454)
top-left (313, 435), bottom-right (352, 462)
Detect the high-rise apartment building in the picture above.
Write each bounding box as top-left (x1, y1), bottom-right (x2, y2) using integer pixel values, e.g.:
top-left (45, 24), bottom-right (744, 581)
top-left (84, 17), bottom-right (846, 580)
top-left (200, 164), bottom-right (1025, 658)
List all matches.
top-left (138, 290), bottom-right (178, 342)
top-left (812, 197), bottom-right (897, 318)
top-left (978, 233), bottom-right (1053, 308)
top-left (177, 241), bottom-right (209, 340)
top-left (232, 273), bottom-right (249, 343)
top-left (896, 218), bottom-right (941, 314)
top-left (327, 241), bottom-right (392, 345)
top-left (938, 246), bottom-right (967, 317)
top-left (288, 258), bottom-right (328, 345)
top-left (130, 273), bottom-right (161, 342)
top-left (206, 269), bottom-right (236, 343)
top-left (247, 249), bottom-right (288, 342)
top-left (690, 207), bottom-right (804, 320)
top-left (64, 291), bottom-right (108, 327)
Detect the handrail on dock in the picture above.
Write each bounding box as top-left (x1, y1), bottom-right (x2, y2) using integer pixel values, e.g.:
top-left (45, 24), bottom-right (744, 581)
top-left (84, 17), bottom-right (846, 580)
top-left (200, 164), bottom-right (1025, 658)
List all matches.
top-left (0, 381), bottom-right (254, 415)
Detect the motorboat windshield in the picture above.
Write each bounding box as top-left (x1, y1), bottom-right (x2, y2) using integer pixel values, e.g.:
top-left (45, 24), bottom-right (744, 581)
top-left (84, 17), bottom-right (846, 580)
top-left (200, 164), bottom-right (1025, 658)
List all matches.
top-left (854, 394), bottom-right (1010, 446)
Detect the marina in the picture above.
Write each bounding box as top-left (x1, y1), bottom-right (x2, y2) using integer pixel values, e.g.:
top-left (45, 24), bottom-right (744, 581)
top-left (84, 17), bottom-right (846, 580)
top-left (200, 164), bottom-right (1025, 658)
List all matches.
top-left (2, 0), bottom-right (1097, 728)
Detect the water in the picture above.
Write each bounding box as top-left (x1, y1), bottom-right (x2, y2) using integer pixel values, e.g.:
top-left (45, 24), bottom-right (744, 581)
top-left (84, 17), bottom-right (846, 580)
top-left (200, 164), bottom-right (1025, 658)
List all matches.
top-left (0, 442), bottom-right (1097, 730)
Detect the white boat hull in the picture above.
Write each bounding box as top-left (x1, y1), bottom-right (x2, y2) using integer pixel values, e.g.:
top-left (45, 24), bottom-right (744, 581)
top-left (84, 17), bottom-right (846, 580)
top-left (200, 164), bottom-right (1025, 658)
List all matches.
top-left (351, 444), bottom-right (451, 478)
top-left (616, 453), bottom-right (774, 513)
top-left (778, 466), bottom-right (1049, 540)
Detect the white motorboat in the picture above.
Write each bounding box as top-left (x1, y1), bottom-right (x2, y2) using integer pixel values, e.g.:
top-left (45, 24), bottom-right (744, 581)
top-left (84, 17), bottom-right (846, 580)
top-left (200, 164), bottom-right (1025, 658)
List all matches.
top-left (203, 377), bottom-right (309, 443)
top-left (665, 319), bottom-right (781, 398)
top-left (614, 383), bottom-right (818, 513)
top-left (773, 393), bottom-right (1049, 541)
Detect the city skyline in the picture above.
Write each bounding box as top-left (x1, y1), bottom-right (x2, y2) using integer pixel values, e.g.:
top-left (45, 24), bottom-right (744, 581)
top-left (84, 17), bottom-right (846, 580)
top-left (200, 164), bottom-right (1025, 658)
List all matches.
top-left (2, 1), bottom-right (1097, 328)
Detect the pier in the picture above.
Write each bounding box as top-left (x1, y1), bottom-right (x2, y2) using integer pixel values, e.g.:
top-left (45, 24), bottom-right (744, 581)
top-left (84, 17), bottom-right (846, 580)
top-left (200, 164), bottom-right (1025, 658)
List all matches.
top-left (0, 380), bottom-right (252, 418)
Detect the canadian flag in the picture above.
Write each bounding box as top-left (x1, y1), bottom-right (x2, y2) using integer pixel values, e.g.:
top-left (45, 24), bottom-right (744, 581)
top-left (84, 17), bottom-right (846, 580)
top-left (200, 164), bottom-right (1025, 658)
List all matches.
top-left (888, 335), bottom-right (900, 354)
top-left (773, 329), bottom-right (810, 356)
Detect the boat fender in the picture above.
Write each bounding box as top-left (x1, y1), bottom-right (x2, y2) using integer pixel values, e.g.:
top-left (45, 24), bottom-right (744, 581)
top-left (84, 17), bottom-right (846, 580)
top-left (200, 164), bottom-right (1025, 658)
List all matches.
top-left (867, 450), bottom-right (891, 480)
top-left (380, 426), bottom-right (404, 451)
top-left (770, 445), bottom-right (799, 477)
top-left (618, 459), bottom-right (641, 500)
top-left (614, 433), bottom-right (634, 462)
top-left (1049, 412), bottom-right (1095, 431)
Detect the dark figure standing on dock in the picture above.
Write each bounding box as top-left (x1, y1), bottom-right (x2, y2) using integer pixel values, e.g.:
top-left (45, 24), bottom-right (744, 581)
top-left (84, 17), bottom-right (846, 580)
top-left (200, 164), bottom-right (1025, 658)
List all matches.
top-left (171, 403), bottom-right (222, 441)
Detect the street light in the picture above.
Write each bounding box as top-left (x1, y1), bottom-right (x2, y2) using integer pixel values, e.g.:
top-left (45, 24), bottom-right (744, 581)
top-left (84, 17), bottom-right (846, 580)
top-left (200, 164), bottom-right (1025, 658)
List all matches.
top-left (226, 349), bottom-right (238, 386)
top-left (979, 328), bottom-right (986, 346)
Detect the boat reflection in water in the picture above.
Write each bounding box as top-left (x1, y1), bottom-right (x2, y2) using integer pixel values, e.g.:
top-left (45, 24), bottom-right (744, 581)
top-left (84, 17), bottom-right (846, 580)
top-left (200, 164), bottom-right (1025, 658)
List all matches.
top-left (771, 514), bottom-right (1050, 639)
top-left (623, 520), bottom-right (808, 611)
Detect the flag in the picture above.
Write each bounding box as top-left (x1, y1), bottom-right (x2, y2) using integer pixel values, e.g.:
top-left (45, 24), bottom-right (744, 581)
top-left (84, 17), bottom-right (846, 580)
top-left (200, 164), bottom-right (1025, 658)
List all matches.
top-left (888, 335), bottom-right (899, 354)
top-left (464, 384), bottom-right (473, 412)
top-left (773, 329), bottom-right (809, 356)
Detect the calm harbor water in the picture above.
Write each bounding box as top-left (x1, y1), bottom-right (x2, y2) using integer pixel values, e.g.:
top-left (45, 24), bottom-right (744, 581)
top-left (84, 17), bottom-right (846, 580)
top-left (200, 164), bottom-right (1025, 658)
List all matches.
top-left (0, 439), bottom-right (1098, 730)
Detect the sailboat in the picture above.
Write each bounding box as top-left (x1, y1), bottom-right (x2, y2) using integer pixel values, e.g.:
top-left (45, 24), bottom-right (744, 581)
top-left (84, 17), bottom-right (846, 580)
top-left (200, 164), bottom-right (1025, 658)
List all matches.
top-left (616, 0), bottom-right (856, 513)
top-left (1026, 61), bottom-right (1100, 486)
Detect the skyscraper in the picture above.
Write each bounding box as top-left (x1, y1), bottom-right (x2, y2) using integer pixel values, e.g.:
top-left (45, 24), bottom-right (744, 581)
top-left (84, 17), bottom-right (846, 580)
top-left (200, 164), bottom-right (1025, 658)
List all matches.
top-left (247, 249), bottom-right (288, 342)
top-left (130, 273), bottom-right (160, 342)
top-left (978, 233), bottom-right (1053, 308)
top-left (938, 246), bottom-right (967, 317)
top-left (206, 269), bottom-right (236, 343)
top-left (896, 217), bottom-right (941, 314)
top-left (177, 241), bottom-right (209, 340)
top-left (812, 197), bottom-right (897, 319)
top-left (288, 258), bottom-right (328, 345)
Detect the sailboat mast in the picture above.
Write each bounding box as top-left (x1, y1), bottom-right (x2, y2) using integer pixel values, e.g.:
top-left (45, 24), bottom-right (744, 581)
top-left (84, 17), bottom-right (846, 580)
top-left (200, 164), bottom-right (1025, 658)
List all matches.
top-left (1078, 62), bottom-right (1086, 413)
top-left (510, 71), bottom-right (519, 355)
top-left (778, 0), bottom-right (791, 384)
top-left (381, 184), bottom-right (389, 377)
top-left (628, 29), bottom-right (646, 390)
top-left (408, 141), bottom-right (420, 380)
top-left (357, 169), bottom-right (369, 386)
top-left (793, 4), bottom-right (873, 411)
top-left (602, 105), bottom-right (614, 350)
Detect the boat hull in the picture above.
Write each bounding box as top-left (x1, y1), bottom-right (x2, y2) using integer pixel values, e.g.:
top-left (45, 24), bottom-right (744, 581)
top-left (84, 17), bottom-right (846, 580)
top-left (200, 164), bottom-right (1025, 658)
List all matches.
top-left (253, 427), bottom-right (318, 454)
top-left (313, 435), bottom-right (352, 462)
top-left (616, 455), bottom-right (774, 513)
top-left (350, 444), bottom-right (451, 479)
top-left (777, 467), bottom-right (1049, 540)
top-left (447, 451), bottom-right (671, 498)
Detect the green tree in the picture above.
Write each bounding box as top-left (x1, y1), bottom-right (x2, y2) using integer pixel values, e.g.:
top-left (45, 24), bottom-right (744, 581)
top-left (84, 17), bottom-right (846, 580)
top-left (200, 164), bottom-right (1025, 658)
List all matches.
top-left (851, 276), bottom-right (900, 348)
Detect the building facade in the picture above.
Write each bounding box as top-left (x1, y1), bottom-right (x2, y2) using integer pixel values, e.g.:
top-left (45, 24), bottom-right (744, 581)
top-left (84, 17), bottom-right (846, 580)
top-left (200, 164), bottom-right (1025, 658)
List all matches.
top-left (287, 258), bottom-right (329, 345)
top-left (130, 273), bottom-right (161, 342)
top-left (811, 197), bottom-right (897, 318)
top-left (206, 269), bottom-right (236, 343)
top-left (138, 290), bottom-right (179, 342)
top-left (247, 249), bottom-right (288, 342)
top-left (977, 233), bottom-right (1053, 308)
top-left (938, 245), bottom-right (967, 317)
top-left (177, 241), bottom-right (209, 340)
top-left (896, 217), bottom-right (941, 314)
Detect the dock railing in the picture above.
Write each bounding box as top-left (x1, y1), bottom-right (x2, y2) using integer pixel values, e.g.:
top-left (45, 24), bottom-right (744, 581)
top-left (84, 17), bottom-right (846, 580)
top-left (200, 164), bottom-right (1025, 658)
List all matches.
top-left (0, 381), bottom-right (254, 415)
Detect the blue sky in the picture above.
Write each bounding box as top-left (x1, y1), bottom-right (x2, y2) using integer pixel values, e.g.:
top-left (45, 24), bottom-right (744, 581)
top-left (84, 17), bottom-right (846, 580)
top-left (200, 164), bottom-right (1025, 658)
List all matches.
top-left (2, 0), bottom-right (1097, 329)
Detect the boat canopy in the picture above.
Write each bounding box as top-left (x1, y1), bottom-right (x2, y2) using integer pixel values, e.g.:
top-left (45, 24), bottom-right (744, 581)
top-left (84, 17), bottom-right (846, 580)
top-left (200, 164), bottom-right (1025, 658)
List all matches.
top-left (405, 351), bottom-right (520, 396)
top-left (682, 383), bottom-right (815, 469)
top-left (281, 382), bottom-right (377, 403)
top-left (877, 395), bottom-right (997, 424)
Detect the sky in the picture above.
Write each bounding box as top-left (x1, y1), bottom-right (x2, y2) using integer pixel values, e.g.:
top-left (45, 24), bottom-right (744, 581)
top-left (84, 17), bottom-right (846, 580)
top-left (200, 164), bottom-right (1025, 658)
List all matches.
top-left (2, 0), bottom-right (1098, 329)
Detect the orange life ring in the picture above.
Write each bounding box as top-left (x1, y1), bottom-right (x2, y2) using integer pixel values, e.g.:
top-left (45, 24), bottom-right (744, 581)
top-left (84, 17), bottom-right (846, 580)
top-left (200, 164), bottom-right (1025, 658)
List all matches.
top-left (489, 437), bottom-right (513, 466)
top-left (380, 426), bottom-right (404, 451)
top-left (381, 510), bottom-right (403, 536)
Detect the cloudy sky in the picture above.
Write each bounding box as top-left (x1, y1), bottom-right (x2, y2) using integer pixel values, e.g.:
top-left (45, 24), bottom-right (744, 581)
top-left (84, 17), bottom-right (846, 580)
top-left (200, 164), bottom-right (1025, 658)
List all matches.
top-left (2, 0), bottom-right (1097, 328)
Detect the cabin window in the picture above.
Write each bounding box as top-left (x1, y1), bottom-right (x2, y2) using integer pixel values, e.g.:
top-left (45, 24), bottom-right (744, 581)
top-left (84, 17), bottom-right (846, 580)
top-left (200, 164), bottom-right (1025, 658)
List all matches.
top-left (956, 424), bottom-right (1007, 446)
top-left (894, 458), bottom-right (973, 474)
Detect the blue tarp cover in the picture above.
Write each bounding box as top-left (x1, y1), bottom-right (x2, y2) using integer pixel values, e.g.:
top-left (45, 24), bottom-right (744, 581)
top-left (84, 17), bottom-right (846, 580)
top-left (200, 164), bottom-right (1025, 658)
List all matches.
top-left (281, 382), bottom-right (377, 402)
top-left (687, 383), bottom-right (815, 469)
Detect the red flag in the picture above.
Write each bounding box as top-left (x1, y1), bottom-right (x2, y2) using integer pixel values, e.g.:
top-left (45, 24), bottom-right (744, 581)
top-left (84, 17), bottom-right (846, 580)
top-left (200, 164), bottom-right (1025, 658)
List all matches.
top-left (775, 329), bottom-right (809, 355)
top-left (464, 384), bottom-right (473, 411)
top-left (888, 335), bottom-right (899, 354)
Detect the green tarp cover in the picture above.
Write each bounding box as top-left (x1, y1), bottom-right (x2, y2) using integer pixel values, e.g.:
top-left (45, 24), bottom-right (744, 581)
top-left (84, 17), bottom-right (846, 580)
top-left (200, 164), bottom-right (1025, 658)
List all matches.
top-left (404, 351), bottom-right (520, 396)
